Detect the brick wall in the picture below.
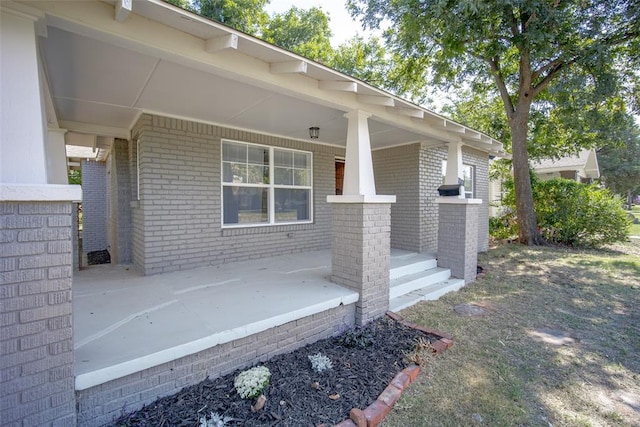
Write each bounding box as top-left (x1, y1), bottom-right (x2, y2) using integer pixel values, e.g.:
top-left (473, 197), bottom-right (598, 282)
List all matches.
top-left (330, 203), bottom-right (391, 326)
top-left (131, 114), bottom-right (343, 275)
top-left (373, 144), bottom-right (421, 252)
top-left (81, 160), bottom-right (107, 253)
top-left (462, 147), bottom-right (490, 252)
top-left (418, 144), bottom-right (448, 253)
top-left (76, 303), bottom-right (355, 426)
top-left (0, 202), bottom-right (76, 426)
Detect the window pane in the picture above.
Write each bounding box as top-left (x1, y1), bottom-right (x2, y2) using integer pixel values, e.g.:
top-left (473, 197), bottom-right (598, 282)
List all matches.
top-left (247, 165), bottom-right (269, 184)
top-left (293, 169), bottom-right (310, 186)
top-left (223, 186), bottom-right (268, 225)
top-left (225, 163), bottom-right (246, 183)
top-left (274, 167), bottom-right (293, 185)
top-left (294, 152), bottom-right (309, 169)
top-left (223, 142), bottom-right (246, 163)
top-left (275, 188), bottom-right (310, 222)
top-left (248, 146), bottom-right (268, 165)
top-left (274, 150), bottom-right (292, 167)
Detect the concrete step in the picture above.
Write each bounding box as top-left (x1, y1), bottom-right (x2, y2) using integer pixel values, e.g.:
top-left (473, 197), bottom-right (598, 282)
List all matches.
top-left (389, 278), bottom-right (466, 312)
top-left (389, 267), bottom-right (451, 299)
top-left (389, 252), bottom-right (437, 280)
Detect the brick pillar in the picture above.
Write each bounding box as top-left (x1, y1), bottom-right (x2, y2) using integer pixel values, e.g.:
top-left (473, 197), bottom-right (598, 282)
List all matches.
top-left (436, 198), bottom-right (482, 283)
top-left (328, 200), bottom-right (394, 326)
top-left (1, 201), bottom-right (76, 426)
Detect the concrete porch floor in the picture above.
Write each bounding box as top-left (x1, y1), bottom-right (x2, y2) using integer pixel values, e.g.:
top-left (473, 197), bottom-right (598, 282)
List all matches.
top-left (73, 249), bottom-right (430, 391)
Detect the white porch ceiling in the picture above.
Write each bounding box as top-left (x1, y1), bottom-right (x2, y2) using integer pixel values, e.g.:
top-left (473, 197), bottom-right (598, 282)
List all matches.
top-left (34, 0), bottom-right (503, 153)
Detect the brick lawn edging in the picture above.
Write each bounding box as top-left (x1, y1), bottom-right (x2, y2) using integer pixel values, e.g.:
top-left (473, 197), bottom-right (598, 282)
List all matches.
top-left (332, 311), bottom-right (455, 427)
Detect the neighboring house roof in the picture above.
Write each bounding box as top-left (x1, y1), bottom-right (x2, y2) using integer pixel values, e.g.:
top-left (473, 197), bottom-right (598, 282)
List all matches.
top-left (25, 0), bottom-right (505, 157)
top-left (531, 149), bottom-right (600, 179)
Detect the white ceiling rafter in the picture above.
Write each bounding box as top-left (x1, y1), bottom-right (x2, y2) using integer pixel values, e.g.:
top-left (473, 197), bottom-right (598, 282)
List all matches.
top-left (318, 81), bottom-right (358, 92)
top-left (357, 95), bottom-right (394, 106)
top-left (205, 34), bottom-right (238, 52)
top-left (387, 107), bottom-right (424, 119)
top-left (114, 0), bottom-right (132, 22)
top-left (270, 60), bottom-right (307, 74)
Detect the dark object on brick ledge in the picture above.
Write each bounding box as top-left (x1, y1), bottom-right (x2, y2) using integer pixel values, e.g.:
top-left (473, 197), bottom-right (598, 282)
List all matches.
top-left (87, 250), bottom-right (111, 265)
top-left (437, 184), bottom-right (463, 197)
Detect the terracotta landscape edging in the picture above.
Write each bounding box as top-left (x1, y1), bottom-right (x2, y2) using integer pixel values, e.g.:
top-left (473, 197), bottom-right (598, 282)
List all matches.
top-left (331, 311), bottom-right (455, 427)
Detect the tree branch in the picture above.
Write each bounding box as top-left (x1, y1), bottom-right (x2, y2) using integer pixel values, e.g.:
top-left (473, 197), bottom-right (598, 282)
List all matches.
top-left (486, 56), bottom-right (515, 118)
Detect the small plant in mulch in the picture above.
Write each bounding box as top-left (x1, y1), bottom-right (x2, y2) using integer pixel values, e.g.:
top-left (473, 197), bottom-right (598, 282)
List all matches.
top-left (233, 366), bottom-right (271, 399)
top-left (198, 411), bottom-right (233, 427)
top-left (308, 352), bottom-right (333, 373)
top-left (339, 325), bottom-right (375, 349)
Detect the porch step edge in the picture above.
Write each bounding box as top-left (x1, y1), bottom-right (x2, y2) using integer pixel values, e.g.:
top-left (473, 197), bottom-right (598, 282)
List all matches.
top-left (389, 278), bottom-right (466, 312)
top-left (74, 291), bottom-right (359, 391)
top-left (389, 258), bottom-right (438, 280)
top-left (389, 267), bottom-right (451, 299)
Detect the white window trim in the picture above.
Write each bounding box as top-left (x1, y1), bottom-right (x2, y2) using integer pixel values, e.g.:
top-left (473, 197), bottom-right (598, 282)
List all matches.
top-left (221, 139), bottom-right (313, 228)
top-left (442, 160), bottom-right (475, 199)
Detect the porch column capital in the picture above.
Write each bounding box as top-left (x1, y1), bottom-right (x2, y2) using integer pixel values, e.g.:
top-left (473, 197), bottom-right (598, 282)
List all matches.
top-left (342, 109), bottom-right (376, 197)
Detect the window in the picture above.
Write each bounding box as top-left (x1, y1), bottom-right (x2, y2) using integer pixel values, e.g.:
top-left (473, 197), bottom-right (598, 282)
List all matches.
top-left (222, 140), bottom-right (312, 227)
top-left (441, 160), bottom-right (475, 198)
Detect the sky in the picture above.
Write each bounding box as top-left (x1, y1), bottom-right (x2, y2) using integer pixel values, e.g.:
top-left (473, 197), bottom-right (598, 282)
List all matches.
top-left (264, 0), bottom-right (371, 46)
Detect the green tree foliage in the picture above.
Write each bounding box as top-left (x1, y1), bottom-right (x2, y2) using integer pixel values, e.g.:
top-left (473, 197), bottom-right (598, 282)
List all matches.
top-left (163, 0), bottom-right (194, 11)
top-left (598, 120), bottom-right (640, 205)
top-left (348, 0), bottom-right (640, 245)
top-left (68, 170), bottom-right (81, 185)
top-left (261, 6), bottom-right (334, 63)
top-left (497, 177), bottom-right (631, 247)
top-left (330, 36), bottom-right (390, 88)
top-left (193, 0), bottom-right (269, 35)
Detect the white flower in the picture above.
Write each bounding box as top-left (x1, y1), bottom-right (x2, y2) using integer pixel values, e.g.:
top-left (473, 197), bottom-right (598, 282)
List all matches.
top-left (234, 366), bottom-right (271, 399)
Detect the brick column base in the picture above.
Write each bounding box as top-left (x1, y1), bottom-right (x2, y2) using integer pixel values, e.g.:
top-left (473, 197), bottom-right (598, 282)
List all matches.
top-left (328, 201), bottom-right (393, 326)
top-left (436, 198), bottom-right (481, 283)
top-left (1, 201), bottom-right (76, 426)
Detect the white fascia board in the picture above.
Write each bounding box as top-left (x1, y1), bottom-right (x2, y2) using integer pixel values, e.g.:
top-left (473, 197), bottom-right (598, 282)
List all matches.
top-left (270, 60), bottom-right (307, 74)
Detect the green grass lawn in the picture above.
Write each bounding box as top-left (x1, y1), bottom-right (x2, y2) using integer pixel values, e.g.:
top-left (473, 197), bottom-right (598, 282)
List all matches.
top-left (383, 242), bottom-right (640, 427)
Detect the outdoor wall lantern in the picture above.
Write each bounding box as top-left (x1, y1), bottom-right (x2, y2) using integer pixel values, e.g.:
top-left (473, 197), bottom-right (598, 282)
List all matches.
top-left (309, 127), bottom-right (320, 139)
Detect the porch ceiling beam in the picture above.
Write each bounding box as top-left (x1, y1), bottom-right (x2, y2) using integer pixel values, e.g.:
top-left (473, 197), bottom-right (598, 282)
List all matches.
top-left (356, 95), bottom-right (394, 107)
top-left (205, 34), bottom-right (238, 52)
top-left (387, 107), bottom-right (424, 119)
top-left (59, 120), bottom-right (130, 140)
top-left (114, 0), bottom-right (132, 23)
top-left (270, 60), bottom-right (307, 74)
top-left (65, 132), bottom-right (97, 148)
top-left (422, 114), bottom-right (447, 127)
top-left (318, 81), bottom-right (358, 92)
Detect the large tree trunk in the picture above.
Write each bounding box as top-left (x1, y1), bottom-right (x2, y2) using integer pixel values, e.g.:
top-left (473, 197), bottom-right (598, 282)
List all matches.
top-left (510, 108), bottom-right (543, 245)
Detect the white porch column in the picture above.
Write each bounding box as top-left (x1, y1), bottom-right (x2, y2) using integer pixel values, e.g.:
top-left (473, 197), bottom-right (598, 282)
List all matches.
top-left (47, 128), bottom-right (69, 185)
top-left (1, 6), bottom-right (48, 185)
top-left (444, 142), bottom-right (465, 198)
top-left (342, 110), bottom-right (376, 196)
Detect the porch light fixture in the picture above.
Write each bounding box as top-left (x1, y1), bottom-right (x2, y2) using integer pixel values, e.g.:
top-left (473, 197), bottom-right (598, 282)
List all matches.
top-left (309, 127), bottom-right (319, 139)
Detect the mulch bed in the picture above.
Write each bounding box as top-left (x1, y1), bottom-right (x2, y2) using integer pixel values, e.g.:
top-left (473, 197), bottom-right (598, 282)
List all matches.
top-left (112, 315), bottom-right (440, 427)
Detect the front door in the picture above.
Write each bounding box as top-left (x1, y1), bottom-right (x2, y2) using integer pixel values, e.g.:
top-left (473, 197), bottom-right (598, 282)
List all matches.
top-left (335, 160), bottom-right (345, 195)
